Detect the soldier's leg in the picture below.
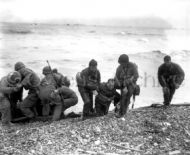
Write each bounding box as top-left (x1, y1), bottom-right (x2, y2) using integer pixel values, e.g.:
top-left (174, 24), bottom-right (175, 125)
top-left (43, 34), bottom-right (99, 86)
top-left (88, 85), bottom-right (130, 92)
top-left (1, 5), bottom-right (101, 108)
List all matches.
top-left (95, 102), bottom-right (104, 116)
top-left (163, 86), bottom-right (170, 105)
top-left (52, 104), bottom-right (62, 121)
top-left (169, 86), bottom-right (176, 104)
top-left (19, 93), bottom-right (39, 118)
top-left (63, 96), bottom-right (78, 111)
top-left (95, 98), bottom-right (104, 116)
top-left (78, 88), bottom-right (91, 116)
top-left (0, 98), bottom-right (11, 125)
top-left (119, 85), bottom-right (134, 117)
top-left (113, 92), bottom-right (121, 106)
top-left (1, 108), bottom-right (11, 125)
top-left (104, 102), bottom-right (111, 115)
top-left (89, 91), bottom-right (94, 113)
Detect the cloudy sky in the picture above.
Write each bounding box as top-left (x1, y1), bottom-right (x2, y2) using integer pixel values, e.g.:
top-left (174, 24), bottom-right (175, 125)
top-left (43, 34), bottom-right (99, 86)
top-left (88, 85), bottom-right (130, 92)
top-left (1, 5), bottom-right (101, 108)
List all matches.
top-left (0, 0), bottom-right (190, 28)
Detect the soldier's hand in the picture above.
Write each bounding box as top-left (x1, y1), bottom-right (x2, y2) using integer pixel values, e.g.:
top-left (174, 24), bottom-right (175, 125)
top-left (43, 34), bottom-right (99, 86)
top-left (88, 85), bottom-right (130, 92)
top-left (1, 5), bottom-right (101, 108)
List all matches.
top-left (54, 89), bottom-right (59, 94)
top-left (123, 87), bottom-right (128, 94)
top-left (93, 90), bottom-right (98, 95)
top-left (12, 86), bottom-right (20, 92)
top-left (174, 83), bottom-right (180, 89)
top-left (16, 83), bottom-right (22, 89)
top-left (109, 96), bottom-right (115, 101)
top-left (163, 87), bottom-right (169, 93)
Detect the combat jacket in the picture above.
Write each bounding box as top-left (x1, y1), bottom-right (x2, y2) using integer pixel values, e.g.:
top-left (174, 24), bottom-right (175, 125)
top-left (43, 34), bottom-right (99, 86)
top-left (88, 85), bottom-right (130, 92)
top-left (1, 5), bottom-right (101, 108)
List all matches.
top-left (158, 62), bottom-right (185, 87)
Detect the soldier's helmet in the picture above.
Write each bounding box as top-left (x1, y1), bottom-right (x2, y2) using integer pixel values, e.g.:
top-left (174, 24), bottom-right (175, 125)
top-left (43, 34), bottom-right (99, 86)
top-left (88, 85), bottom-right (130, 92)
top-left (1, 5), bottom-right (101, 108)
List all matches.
top-left (14, 62), bottom-right (25, 71)
top-left (52, 68), bottom-right (58, 73)
top-left (7, 71), bottom-right (22, 85)
top-left (118, 54), bottom-right (129, 64)
top-left (42, 66), bottom-right (51, 75)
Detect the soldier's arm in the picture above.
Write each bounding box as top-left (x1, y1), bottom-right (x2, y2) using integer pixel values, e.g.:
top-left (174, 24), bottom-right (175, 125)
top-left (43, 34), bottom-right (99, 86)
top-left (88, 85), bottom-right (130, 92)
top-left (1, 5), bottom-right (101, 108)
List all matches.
top-left (158, 66), bottom-right (166, 87)
top-left (176, 64), bottom-right (185, 85)
top-left (57, 86), bottom-right (74, 96)
top-left (132, 64), bottom-right (139, 82)
top-left (80, 70), bottom-right (88, 87)
top-left (0, 85), bottom-right (16, 94)
top-left (97, 70), bottom-right (101, 84)
top-left (114, 66), bottom-right (122, 88)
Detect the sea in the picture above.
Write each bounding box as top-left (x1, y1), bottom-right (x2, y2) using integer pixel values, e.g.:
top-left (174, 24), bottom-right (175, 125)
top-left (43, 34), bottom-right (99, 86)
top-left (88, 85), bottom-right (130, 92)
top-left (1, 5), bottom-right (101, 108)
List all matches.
top-left (0, 22), bottom-right (190, 113)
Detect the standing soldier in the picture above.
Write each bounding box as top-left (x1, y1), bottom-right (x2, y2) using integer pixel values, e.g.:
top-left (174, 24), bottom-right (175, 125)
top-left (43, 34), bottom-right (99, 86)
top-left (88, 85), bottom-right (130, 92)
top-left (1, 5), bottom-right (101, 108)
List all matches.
top-left (14, 62), bottom-right (41, 119)
top-left (115, 54), bottom-right (139, 119)
top-left (76, 59), bottom-right (101, 118)
top-left (0, 71), bottom-right (22, 128)
top-left (158, 55), bottom-right (185, 106)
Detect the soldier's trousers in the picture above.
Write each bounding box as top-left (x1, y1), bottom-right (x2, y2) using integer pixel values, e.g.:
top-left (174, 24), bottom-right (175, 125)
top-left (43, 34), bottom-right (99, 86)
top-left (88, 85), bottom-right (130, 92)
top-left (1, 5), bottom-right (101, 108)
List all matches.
top-left (95, 98), bottom-right (110, 116)
top-left (20, 91), bottom-right (39, 118)
top-left (95, 92), bottom-right (120, 116)
top-left (0, 98), bottom-right (11, 125)
top-left (78, 87), bottom-right (93, 116)
top-left (119, 84), bottom-right (135, 117)
top-left (163, 83), bottom-right (176, 105)
top-left (52, 95), bottom-right (78, 121)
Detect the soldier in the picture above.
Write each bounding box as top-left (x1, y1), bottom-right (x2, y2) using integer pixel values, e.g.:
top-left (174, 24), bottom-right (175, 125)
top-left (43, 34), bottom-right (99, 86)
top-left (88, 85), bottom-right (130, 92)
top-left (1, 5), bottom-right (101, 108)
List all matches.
top-left (41, 66), bottom-right (63, 87)
top-left (0, 71), bottom-right (22, 128)
top-left (52, 68), bottom-right (70, 87)
top-left (76, 59), bottom-right (101, 118)
top-left (15, 62), bottom-right (41, 119)
top-left (39, 66), bottom-right (78, 121)
top-left (95, 79), bottom-right (120, 116)
top-left (39, 66), bottom-right (64, 117)
top-left (38, 85), bottom-right (78, 121)
top-left (158, 55), bottom-right (185, 105)
top-left (115, 54), bottom-right (139, 118)
top-left (50, 86), bottom-right (78, 121)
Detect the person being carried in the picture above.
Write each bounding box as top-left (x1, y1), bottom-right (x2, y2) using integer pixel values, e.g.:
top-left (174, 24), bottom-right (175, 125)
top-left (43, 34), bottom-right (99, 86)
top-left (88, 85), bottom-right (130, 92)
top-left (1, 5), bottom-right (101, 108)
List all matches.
top-left (0, 71), bottom-right (22, 128)
top-left (76, 59), bottom-right (101, 118)
top-left (95, 79), bottom-right (120, 116)
top-left (114, 54), bottom-right (139, 118)
top-left (158, 55), bottom-right (185, 106)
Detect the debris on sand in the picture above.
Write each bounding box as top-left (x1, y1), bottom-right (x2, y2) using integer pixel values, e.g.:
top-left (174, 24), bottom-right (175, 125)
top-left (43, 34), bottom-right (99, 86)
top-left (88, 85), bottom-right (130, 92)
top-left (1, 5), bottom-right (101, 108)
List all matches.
top-left (1, 105), bottom-right (190, 154)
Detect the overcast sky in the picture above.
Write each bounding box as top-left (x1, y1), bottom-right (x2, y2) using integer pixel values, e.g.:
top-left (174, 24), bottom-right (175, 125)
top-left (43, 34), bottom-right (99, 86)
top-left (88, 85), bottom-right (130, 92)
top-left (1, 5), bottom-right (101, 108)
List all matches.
top-left (0, 0), bottom-right (190, 28)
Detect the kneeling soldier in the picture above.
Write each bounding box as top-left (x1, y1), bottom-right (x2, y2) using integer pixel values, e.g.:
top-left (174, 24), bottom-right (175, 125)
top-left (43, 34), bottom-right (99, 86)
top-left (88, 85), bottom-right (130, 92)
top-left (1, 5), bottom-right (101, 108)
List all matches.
top-left (38, 85), bottom-right (78, 121)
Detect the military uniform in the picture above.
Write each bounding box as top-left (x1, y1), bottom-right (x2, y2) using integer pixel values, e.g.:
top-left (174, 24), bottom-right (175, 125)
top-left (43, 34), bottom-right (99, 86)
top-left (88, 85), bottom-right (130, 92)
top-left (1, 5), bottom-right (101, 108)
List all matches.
top-left (115, 54), bottom-right (139, 117)
top-left (15, 62), bottom-right (41, 118)
top-left (38, 85), bottom-right (78, 121)
top-left (95, 82), bottom-right (120, 116)
top-left (77, 60), bottom-right (101, 117)
top-left (52, 68), bottom-right (70, 87)
top-left (0, 72), bottom-right (22, 126)
top-left (158, 60), bottom-right (185, 105)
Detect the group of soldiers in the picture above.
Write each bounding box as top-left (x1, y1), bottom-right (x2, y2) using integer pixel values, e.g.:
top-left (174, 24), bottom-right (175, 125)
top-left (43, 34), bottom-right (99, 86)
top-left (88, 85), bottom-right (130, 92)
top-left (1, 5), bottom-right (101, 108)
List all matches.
top-left (0, 54), bottom-right (185, 129)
